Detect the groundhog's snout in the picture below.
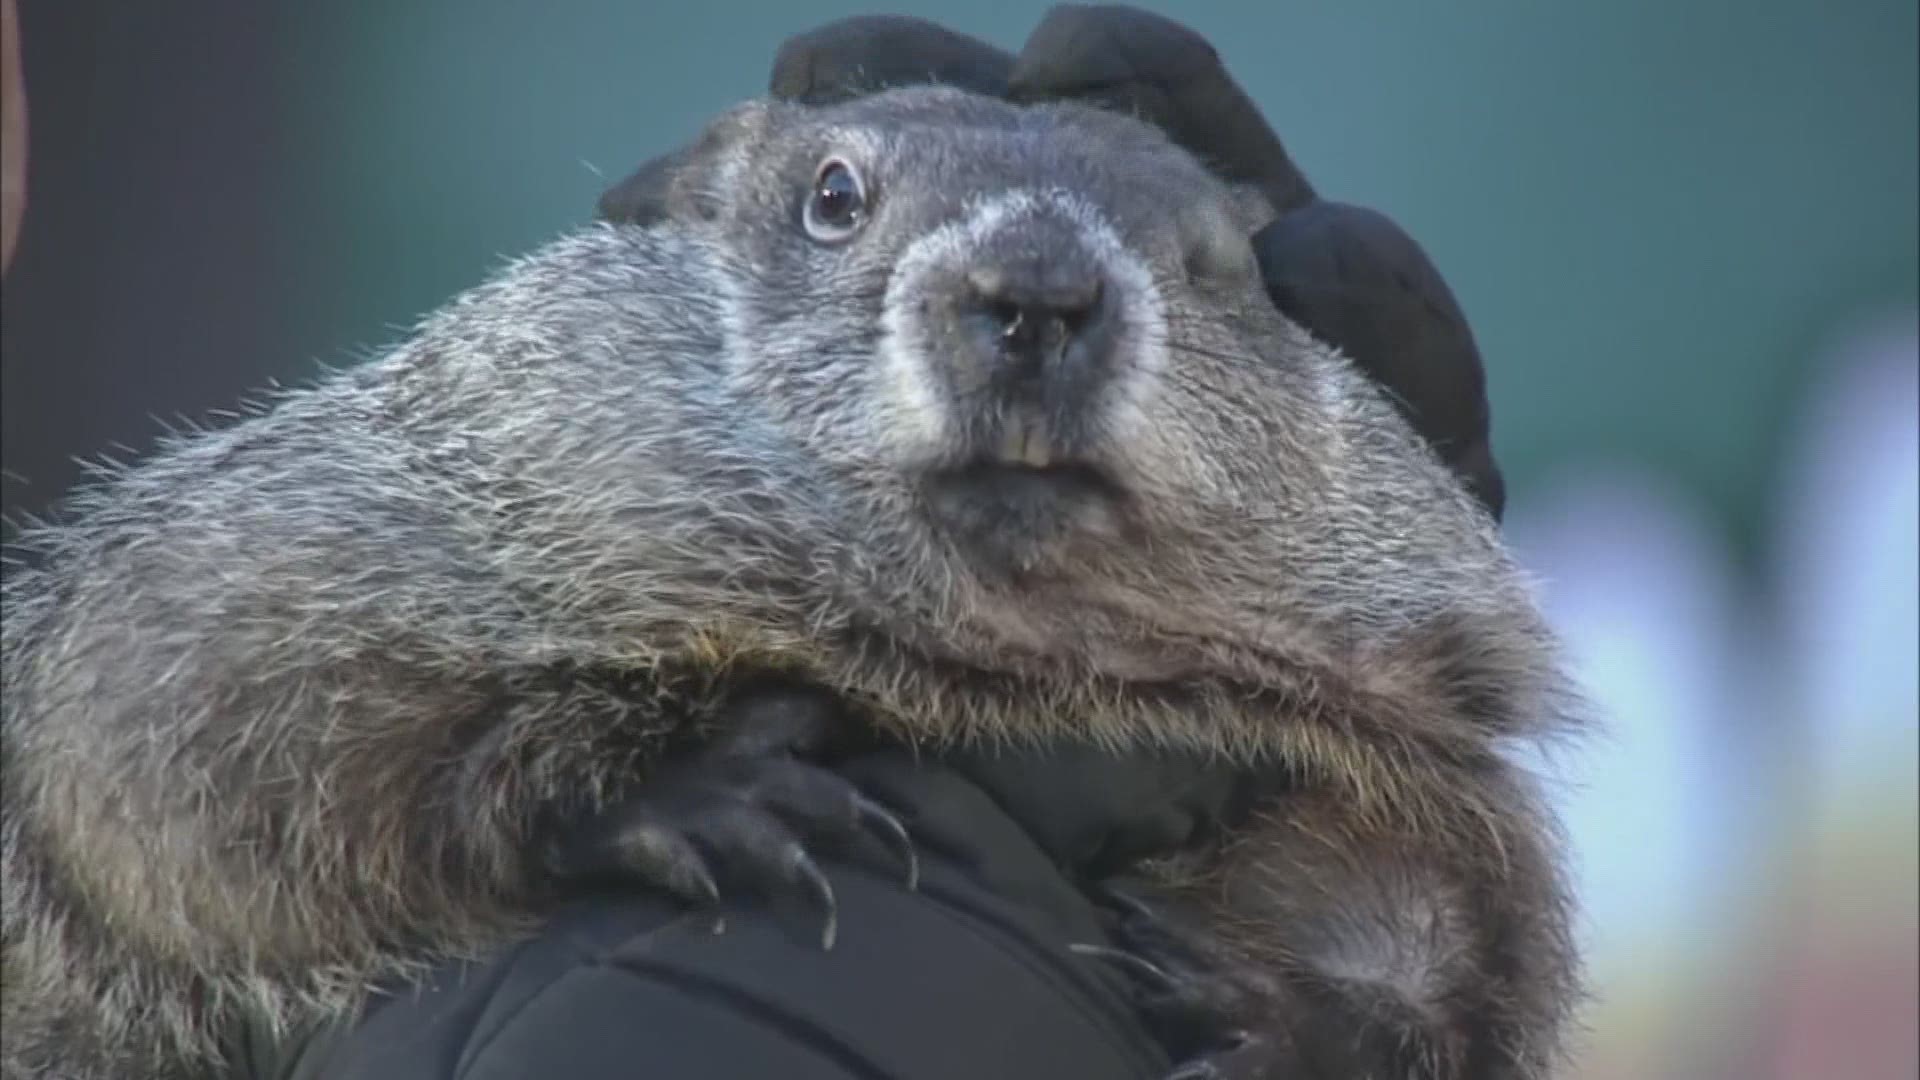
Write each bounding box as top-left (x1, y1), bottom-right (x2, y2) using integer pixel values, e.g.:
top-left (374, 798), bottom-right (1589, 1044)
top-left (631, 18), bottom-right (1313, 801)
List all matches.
top-left (882, 187), bottom-right (1164, 529)
top-left (924, 209), bottom-right (1125, 430)
top-left (956, 250), bottom-right (1115, 394)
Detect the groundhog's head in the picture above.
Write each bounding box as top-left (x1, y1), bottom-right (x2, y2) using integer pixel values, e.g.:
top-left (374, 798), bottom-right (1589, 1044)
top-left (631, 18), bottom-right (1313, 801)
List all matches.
top-left (638, 85), bottom-right (1561, 730)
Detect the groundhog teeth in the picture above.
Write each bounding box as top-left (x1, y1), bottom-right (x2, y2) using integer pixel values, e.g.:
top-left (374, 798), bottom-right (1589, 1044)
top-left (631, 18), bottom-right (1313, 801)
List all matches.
top-left (997, 425), bottom-right (1024, 465)
top-left (998, 421), bottom-right (1053, 469)
top-left (1019, 425), bottom-right (1054, 469)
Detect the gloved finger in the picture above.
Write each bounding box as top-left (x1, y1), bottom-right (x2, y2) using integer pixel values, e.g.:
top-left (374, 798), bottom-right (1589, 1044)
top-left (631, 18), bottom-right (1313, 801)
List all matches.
top-left (1007, 4), bottom-right (1314, 215)
top-left (1253, 202), bottom-right (1507, 520)
top-left (768, 14), bottom-right (1016, 106)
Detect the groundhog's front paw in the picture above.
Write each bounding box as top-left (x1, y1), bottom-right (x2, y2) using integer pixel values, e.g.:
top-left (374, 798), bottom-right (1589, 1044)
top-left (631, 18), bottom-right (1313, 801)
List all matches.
top-left (1081, 945), bottom-right (1294, 1080)
top-left (1073, 884), bottom-right (1295, 1080)
top-left (543, 682), bottom-right (916, 949)
top-left (1080, 884), bottom-right (1447, 1080)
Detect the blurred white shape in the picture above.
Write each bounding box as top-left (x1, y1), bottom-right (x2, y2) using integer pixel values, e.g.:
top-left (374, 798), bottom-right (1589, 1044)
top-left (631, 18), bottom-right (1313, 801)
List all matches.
top-left (1771, 307), bottom-right (1919, 793)
top-left (1763, 307), bottom-right (1918, 1080)
top-left (1504, 464), bottom-right (1760, 976)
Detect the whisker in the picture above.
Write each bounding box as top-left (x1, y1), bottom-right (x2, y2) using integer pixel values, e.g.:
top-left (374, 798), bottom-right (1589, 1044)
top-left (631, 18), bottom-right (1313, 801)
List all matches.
top-left (1139, 336), bottom-right (1274, 373)
top-left (1146, 333), bottom-right (1424, 421)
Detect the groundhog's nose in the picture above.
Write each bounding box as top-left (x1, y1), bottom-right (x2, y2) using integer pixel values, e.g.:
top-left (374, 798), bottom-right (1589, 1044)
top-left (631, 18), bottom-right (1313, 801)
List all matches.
top-left (961, 260), bottom-right (1112, 384)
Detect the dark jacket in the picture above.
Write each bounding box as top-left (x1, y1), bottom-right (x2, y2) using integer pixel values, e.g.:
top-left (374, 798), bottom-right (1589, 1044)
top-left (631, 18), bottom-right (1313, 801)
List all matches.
top-left (237, 754), bottom-right (1171, 1080)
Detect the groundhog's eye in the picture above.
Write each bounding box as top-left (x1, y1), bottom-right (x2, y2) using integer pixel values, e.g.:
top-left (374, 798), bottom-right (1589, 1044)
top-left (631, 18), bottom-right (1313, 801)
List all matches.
top-left (803, 158), bottom-right (868, 243)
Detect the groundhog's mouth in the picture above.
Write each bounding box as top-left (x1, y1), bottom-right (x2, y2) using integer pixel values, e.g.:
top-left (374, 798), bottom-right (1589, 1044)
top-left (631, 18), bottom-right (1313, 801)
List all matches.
top-left (927, 461), bottom-right (1119, 504)
top-left (919, 460), bottom-right (1126, 570)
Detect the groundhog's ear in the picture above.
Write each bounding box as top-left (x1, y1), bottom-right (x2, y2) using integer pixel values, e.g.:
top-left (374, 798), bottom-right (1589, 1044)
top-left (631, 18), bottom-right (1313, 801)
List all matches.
top-left (597, 100), bottom-right (780, 226)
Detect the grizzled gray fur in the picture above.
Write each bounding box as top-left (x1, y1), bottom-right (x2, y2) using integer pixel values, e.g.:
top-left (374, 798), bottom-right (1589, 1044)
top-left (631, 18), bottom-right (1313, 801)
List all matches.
top-left (2, 85), bottom-right (1585, 1079)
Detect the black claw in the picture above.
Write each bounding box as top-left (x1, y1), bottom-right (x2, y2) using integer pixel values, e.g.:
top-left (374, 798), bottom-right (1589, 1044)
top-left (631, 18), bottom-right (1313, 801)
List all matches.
top-left (853, 793), bottom-right (919, 890)
top-left (1160, 1033), bottom-right (1280, 1080)
top-left (547, 809), bottom-right (724, 912)
top-left (785, 843), bottom-right (839, 950)
top-left (1074, 900), bottom-right (1281, 1072)
top-left (543, 678), bottom-right (917, 952)
top-left (627, 825), bottom-right (722, 909)
top-left (1088, 879), bottom-right (1164, 925)
top-left (1068, 943), bottom-right (1178, 993)
top-left (714, 755), bottom-right (917, 894)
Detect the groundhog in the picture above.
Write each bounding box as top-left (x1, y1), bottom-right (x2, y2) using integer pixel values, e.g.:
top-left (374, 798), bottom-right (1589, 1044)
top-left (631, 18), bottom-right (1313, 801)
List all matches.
top-left (1, 84), bottom-right (1583, 1079)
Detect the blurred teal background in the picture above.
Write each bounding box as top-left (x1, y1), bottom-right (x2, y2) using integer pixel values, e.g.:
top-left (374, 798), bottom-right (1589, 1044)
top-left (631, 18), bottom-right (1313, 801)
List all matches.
top-left (3, 2), bottom-right (1915, 1077)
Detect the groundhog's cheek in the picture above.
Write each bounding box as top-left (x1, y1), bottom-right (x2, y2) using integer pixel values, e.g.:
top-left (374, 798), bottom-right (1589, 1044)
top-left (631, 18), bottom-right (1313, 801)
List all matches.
top-left (871, 316), bottom-right (958, 468)
top-left (1094, 378), bottom-right (1235, 513)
